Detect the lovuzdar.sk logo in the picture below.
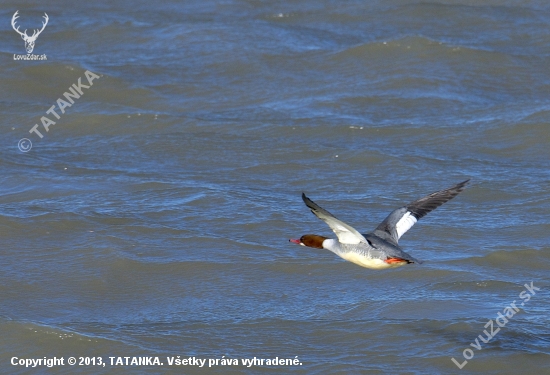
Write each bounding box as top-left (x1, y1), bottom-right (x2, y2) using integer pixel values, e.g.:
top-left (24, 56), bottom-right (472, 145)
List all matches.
top-left (11, 10), bottom-right (48, 61)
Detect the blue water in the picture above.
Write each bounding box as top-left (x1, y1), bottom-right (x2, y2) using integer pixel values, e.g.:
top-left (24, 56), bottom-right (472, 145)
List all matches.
top-left (1, 1), bottom-right (550, 374)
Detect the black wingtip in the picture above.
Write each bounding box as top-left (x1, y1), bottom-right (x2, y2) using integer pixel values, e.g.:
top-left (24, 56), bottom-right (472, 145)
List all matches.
top-left (453, 179), bottom-right (470, 193)
top-left (405, 179), bottom-right (471, 221)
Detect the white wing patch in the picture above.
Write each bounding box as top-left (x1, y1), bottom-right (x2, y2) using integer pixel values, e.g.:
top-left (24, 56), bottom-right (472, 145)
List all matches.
top-left (329, 221), bottom-right (363, 244)
top-left (302, 193), bottom-right (367, 245)
top-left (395, 211), bottom-right (417, 240)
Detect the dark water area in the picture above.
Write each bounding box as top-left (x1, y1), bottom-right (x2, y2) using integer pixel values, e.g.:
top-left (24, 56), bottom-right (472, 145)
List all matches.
top-left (1, 1), bottom-right (549, 374)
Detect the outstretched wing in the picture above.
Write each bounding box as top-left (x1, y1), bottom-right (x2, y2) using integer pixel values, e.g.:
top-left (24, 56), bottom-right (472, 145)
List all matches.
top-left (302, 193), bottom-right (367, 245)
top-left (373, 179), bottom-right (470, 244)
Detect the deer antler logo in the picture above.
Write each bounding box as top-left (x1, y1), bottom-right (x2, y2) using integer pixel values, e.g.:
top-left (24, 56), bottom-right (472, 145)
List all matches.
top-left (11, 10), bottom-right (49, 54)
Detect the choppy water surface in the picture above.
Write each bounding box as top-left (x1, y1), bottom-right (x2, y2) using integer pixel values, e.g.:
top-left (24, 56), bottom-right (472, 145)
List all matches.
top-left (1, 1), bottom-right (550, 374)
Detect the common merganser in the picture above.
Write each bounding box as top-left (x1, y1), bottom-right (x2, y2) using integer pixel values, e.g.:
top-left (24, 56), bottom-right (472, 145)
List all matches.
top-left (290, 180), bottom-right (469, 270)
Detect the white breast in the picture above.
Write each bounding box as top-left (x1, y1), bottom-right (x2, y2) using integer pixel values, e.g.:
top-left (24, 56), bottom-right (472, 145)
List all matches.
top-left (338, 251), bottom-right (407, 270)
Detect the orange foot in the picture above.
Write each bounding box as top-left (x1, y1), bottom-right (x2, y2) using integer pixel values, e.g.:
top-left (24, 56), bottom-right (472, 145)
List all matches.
top-left (385, 257), bottom-right (409, 264)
